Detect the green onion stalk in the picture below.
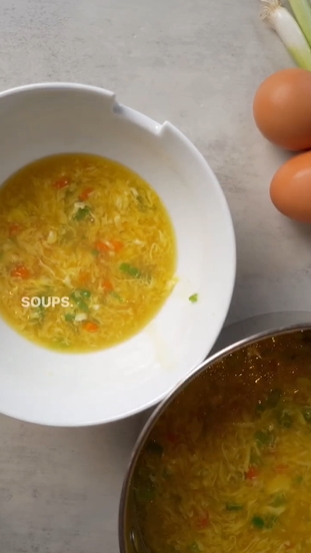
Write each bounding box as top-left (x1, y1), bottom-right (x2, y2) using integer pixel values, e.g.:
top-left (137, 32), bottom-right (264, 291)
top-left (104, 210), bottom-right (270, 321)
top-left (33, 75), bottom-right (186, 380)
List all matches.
top-left (261, 0), bottom-right (311, 70)
top-left (288, 0), bottom-right (311, 48)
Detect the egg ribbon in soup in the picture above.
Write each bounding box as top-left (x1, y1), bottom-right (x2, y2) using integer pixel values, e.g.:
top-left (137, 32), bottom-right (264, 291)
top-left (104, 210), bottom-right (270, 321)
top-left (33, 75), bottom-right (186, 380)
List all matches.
top-left (134, 332), bottom-right (311, 553)
top-left (0, 154), bottom-right (177, 352)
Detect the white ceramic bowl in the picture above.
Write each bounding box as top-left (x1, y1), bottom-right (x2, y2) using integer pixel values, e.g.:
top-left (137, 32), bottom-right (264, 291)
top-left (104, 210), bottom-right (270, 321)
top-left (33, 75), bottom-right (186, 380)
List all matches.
top-left (0, 83), bottom-right (236, 426)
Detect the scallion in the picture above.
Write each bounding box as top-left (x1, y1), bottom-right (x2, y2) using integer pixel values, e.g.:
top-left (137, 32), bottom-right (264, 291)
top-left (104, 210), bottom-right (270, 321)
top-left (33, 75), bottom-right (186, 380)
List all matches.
top-left (277, 409), bottom-right (292, 428)
top-left (74, 206), bottom-right (90, 221)
top-left (64, 313), bottom-right (75, 322)
top-left (119, 263), bottom-right (141, 278)
top-left (288, 0), bottom-right (311, 48)
top-left (189, 543), bottom-right (199, 552)
top-left (266, 389), bottom-right (281, 408)
top-left (226, 503), bottom-right (243, 511)
top-left (261, 0), bottom-right (311, 70)
top-left (252, 515), bottom-right (265, 529)
top-left (254, 429), bottom-right (272, 446)
top-left (302, 406), bottom-right (311, 422)
top-left (110, 291), bottom-right (123, 302)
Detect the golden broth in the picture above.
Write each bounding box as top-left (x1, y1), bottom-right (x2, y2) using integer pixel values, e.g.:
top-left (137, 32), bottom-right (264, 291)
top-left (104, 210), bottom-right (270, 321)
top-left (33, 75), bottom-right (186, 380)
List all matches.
top-left (134, 331), bottom-right (311, 553)
top-left (0, 153), bottom-right (177, 352)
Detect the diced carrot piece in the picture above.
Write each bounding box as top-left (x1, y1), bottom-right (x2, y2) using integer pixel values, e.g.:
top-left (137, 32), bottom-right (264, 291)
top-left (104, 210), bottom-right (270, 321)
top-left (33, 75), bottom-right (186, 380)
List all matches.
top-left (9, 223), bottom-right (21, 235)
top-left (110, 239), bottom-right (123, 252)
top-left (276, 464), bottom-right (288, 474)
top-left (197, 515), bottom-right (210, 529)
top-left (10, 265), bottom-right (30, 279)
top-left (245, 466), bottom-right (258, 480)
top-left (52, 176), bottom-right (70, 189)
top-left (82, 321), bottom-right (99, 332)
top-left (102, 280), bottom-right (113, 292)
top-left (95, 239), bottom-right (123, 253)
top-left (79, 187), bottom-right (93, 201)
top-left (95, 240), bottom-right (110, 252)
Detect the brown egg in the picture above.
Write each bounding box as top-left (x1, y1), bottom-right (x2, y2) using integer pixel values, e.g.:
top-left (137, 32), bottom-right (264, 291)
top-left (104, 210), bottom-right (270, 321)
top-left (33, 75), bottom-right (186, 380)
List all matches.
top-left (253, 69), bottom-right (311, 151)
top-left (270, 151), bottom-right (311, 223)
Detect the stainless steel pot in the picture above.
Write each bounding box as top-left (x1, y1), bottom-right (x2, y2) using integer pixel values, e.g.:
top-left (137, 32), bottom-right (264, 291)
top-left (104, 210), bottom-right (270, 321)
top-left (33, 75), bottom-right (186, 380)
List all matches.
top-left (118, 311), bottom-right (311, 553)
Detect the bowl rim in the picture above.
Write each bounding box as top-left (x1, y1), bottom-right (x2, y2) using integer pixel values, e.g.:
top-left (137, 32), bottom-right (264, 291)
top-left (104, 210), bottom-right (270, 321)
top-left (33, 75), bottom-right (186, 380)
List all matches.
top-left (0, 81), bottom-right (237, 427)
top-left (118, 316), bottom-right (311, 553)
top-left (0, 81), bottom-right (117, 96)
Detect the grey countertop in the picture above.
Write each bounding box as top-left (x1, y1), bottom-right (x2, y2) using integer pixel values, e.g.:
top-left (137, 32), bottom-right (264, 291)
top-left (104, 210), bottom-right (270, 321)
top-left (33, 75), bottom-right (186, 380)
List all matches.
top-left (1, 0), bottom-right (311, 551)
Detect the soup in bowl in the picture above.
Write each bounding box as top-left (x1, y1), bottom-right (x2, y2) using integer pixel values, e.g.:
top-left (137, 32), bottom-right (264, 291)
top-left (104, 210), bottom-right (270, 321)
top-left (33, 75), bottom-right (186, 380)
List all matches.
top-left (0, 83), bottom-right (235, 426)
top-left (0, 152), bottom-right (177, 352)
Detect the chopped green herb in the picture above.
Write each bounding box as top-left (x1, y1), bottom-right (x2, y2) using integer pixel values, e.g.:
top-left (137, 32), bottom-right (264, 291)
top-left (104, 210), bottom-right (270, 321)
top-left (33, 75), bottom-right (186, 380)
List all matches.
top-left (74, 206), bottom-right (90, 221)
top-left (119, 263), bottom-right (141, 278)
top-left (64, 313), bottom-right (75, 322)
top-left (226, 503), bottom-right (243, 511)
top-left (30, 305), bottom-right (45, 322)
top-left (266, 389), bottom-right (282, 408)
top-left (79, 289), bottom-right (91, 298)
top-left (251, 514), bottom-right (277, 529)
top-left (146, 440), bottom-right (163, 456)
top-left (302, 406), bottom-right (311, 422)
top-left (256, 401), bottom-right (266, 413)
top-left (189, 543), bottom-right (199, 552)
top-left (277, 409), bottom-right (292, 428)
top-left (91, 249), bottom-right (99, 256)
top-left (252, 516), bottom-right (265, 529)
top-left (270, 494), bottom-right (286, 507)
top-left (71, 289), bottom-right (91, 301)
top-left (70, 292), bottom-right (89, 312)
top-left (189, 293), bottom-right (198, 303)
top-left (254, 430), bottom-right (273, 447)
top-left (30, 297), bottom-right (46, 319)
top-left (72, 289), bottom-right (88, 299)
top-left (77, 300), bottom-right (88, 312)
top-left (110, 291), bottom-right (123, 303)
top-left (294, 475), bottom-right (303, 485)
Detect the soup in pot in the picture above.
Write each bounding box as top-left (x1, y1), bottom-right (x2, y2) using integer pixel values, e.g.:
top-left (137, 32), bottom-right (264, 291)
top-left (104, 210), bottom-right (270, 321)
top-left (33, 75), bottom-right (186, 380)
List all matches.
top-left (134, 331), bottom-right (311, 553)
